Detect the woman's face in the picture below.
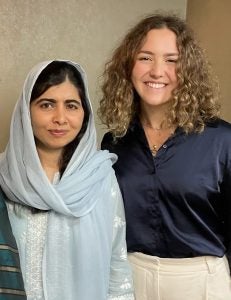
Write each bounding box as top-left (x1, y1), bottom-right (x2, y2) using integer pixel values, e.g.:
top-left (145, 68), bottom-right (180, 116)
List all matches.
top-left (131, 28), bottom-right (179, 110)
top-left (30, 79), bottom-right (84, 157)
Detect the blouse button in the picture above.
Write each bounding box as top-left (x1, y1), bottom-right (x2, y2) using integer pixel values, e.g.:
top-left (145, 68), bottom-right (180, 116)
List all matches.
top-left (163, 144), bottom-right (167, 149)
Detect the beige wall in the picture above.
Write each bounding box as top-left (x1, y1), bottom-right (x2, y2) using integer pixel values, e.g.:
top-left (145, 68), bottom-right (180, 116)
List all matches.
top-left (0, 0), bottom-right (186, 151)
top-left (187, 0), bottom-right (231, 123)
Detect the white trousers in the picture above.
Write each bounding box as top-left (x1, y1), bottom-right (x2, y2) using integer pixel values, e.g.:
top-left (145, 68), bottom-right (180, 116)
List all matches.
top-left (128, 252), bottom-right (231, 300)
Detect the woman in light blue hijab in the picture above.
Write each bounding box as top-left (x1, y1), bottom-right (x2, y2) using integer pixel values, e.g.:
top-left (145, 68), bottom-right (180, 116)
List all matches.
top-left (0, 60), bottom-right (134, 300)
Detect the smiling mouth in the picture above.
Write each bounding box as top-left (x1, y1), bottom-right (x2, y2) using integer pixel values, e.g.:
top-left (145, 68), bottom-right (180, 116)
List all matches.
top-left (49, 130), bottom-right (68, 136)
top-left (146, 82), bottom-right (166, 88)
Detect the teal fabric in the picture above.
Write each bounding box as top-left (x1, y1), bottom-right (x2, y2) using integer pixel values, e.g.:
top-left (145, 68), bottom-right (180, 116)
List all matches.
top-left (0, 189), bottom-right (26, 299)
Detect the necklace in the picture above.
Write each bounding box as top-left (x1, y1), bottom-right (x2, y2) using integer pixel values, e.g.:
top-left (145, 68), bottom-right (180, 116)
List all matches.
top-left (142, 122), bottom-right (175, 156)
top-left (150, 144), bottom-right (158, 156)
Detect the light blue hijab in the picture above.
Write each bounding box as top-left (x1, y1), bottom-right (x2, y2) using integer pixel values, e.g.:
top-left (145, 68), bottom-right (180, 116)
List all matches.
top-left (0, 60), bottom-right (129, 299)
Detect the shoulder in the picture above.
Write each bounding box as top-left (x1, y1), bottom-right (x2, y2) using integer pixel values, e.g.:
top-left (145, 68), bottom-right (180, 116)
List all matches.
top-left (214, 118), bottom-right (231, 130)
top-left (189, 119), bottom-right (231, 149)
top-left (200, 119), bottom-right (231, 156)
top-left (102, 131), bottom-right (114, 142)
top-left (101, 132), bottom-right (130, 159)
top-left (101, 118), bottom-right (142, 151)
top-left (101, 128), bottom-right (135, 150)
top-left (205, 119), bottom-right (231, 138)
top-left (101, 131), bottom-right (114, 149)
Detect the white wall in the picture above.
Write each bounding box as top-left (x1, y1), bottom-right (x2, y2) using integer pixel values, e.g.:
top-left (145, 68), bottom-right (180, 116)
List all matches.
top-left (0, 0), bottom-right (187, 150)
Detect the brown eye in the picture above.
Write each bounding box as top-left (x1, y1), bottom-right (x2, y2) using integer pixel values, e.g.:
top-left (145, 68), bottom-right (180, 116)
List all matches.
top-left (138, 56), bottom-right (152, 61)
top-left (40, 102), bottom-right (54, 109)
top-left (66, 103), bottom-right (78, 110)
top-left (167, 59), bottom-right (177, 63)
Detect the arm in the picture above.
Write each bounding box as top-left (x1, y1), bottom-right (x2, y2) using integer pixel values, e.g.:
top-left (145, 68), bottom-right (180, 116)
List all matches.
top-left (107, 176), bottom-right (134, 300)
top-left (224, 157), bottom-right (231, 274)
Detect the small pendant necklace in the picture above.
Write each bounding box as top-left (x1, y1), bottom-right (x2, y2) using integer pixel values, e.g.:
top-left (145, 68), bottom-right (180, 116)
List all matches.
top-left (142, 122), bottom-right (174, 156)
top-left (150, 144), bottom-right (158, 156)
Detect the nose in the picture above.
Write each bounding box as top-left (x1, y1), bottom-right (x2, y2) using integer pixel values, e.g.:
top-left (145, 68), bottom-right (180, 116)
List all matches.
top-left (52, 106), bottom-right (67, 125)
top-left (149, 60), bottom-right (164, 78)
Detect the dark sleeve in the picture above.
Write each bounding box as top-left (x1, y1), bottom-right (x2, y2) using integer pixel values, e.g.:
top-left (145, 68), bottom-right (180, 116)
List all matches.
top-left (0, 189), bottom-right (26, 299)
top-left (223, 153), bottom-right (231, 275)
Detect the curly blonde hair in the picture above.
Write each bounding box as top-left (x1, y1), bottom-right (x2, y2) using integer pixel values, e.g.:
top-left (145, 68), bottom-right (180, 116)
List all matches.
top-left (98, 13), bottom-right (220, 137)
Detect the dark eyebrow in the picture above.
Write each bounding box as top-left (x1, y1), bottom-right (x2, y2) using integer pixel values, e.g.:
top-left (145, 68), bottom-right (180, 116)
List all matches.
top-left (137, 50), bottom-right (179, 56)
top-left (65, 99), bottom-right (82, 105)
top-left (164, 53), bottom-right (179, 57)
top-left (137, 50), bottom-right (153, 55)
top-left (34, 98), bottom-right (56, 104)
top-left (34, 98), bottom-right (82, 105)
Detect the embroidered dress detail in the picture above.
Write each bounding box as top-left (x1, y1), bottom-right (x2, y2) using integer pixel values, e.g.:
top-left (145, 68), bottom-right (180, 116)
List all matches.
top-left (120, 277), bottom-right (132, 290)
top-left (120, 247), bottom-right (127, 260)
top-left (114, 216), bottom-right (126, 228)
top-left (26, 210), bottom-right (47, 299)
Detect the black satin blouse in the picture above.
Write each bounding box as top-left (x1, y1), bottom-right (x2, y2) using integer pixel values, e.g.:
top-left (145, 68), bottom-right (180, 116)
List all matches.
top-left (101, 118), bottom-right (231, 269)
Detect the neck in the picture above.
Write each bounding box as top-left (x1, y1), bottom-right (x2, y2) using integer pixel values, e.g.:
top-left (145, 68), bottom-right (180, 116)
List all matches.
top-left (140, 109), bottom-right (169, 130)
top-left (140, 101), bottom-right (173, 130)
top-left (36, 147), bottom-right (61, 182)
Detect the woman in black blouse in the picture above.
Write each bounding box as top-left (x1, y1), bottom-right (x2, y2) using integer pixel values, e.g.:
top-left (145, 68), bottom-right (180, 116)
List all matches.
top-left (99, 13), bottom-right (231, 300)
